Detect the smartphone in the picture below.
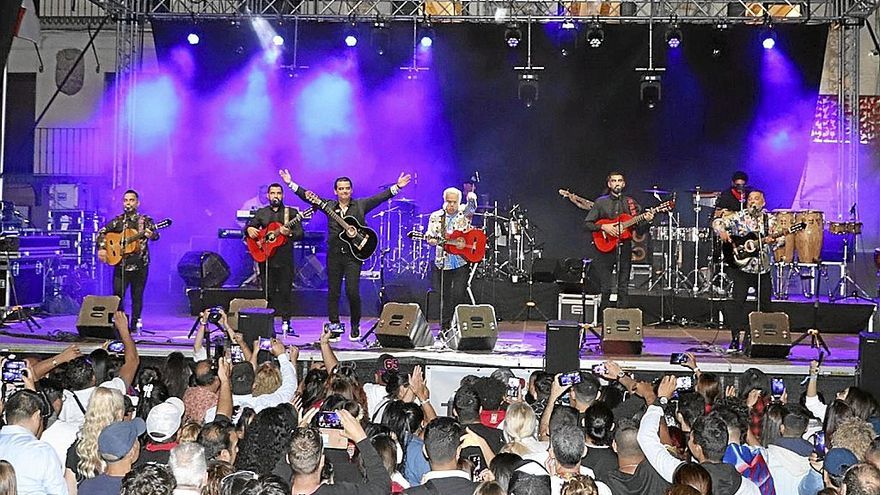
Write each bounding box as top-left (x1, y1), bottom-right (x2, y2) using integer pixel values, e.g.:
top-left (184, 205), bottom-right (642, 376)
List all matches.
top-left (229, 344), bottom-right (245, 364)
top-left (670, 352), bottom-right (688, 365)
top-left (771, 377), bottom-right (785, 398)
top-left (108, 340), bottom-right (125, 354)
top-left (675, 376), bottom-right (694, 390)
top-left (506, 377), bottom-right (520, 399)
top-left (317, 411), bottom-right (343, 429)
top-left (258, 337), bottom-right (273, 352)
top-left (558, 371), bottom-right (582, 387)
top-left (591, 363), bottom-right (607, 376)
top-left (813, 431), bottom-right (827, 459)
top-left (2, 360), bottom-right (27, 383)
top-left (468, 454), bottom-right (485, 478)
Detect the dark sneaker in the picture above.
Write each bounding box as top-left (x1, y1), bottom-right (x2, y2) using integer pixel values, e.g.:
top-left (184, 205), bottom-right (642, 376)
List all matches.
top-left (727, 338), bottom-right (740, 353)
top-left (349, 326), bottom-right (361, 341)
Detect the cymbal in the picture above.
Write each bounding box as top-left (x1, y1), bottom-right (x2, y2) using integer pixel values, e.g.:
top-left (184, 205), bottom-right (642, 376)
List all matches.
top-left (643, 187), bottom-right (671, 195)
top-left (392, 198), bottom-right (417, 203)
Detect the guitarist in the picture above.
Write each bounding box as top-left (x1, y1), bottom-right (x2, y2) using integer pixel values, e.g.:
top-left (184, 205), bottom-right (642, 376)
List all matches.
top-left (96, 190), bottom-right (160, 331)
top-left (583, 172), bottom-right (654, 319)
top-left (425, 187), bottom-right (478, 334)
top-left (246, 183), bottom-right (305, 333)
top-left (712, 190), bottom-right (780, 352)
top-left (280, 169), bottom-right (412, 341)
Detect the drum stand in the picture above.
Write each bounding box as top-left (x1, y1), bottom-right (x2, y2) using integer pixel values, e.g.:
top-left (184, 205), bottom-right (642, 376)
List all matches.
top-left (648, 212), bottom-right (690, 293)
top-left (831, 235), bottom-right (874, 302)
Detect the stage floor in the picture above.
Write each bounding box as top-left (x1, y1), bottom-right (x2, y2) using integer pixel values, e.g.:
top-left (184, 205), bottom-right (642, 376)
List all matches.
top-left (0, 311), bottom-right (860, 377)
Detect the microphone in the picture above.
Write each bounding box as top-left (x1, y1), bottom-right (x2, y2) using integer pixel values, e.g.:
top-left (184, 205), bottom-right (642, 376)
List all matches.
top-left (474, 171), bottom-right (480, 183)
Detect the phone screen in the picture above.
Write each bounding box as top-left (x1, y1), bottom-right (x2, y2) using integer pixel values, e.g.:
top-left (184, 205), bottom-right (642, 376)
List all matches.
top-left (468, 454), bottom-right (485, 478)
top-left (591, 363), bottom-right (607, 376)
top-left (771, 378), bottom-right (785, 397)
top-left (108, 340), bottom-right (125, 353)
top-left (317, 411), bottom-right (343, 429)
top-left (259, 338), bottom-right (273, 352)
top-left (2, 360), bottom-right (26, 383)
top-left (676, 376), bottom-right (694, 390)
top-left (813, 432), bottom-right (826, 459)
top-left (670, 352), bottom-right (687, 365)
top-left (558, 372), bottom-right (582, 387)
top-left (506, 377), bottom-right (520, 398)
top-left (230, 345), bottom-right (245, 364)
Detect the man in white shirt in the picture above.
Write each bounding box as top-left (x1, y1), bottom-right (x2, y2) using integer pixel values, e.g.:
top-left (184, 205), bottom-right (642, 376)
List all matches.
top-left (0, 389), bottom-right (68, 494)
top-left (637, 376), bottom-right (761, 495)
top-left (203, 340), bottom-right (297, 423)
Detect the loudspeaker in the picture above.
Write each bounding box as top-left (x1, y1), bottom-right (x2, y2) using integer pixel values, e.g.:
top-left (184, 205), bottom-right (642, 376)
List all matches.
top-left (376, 303), bottom-right (434, 349)
top-left (76, 295), bottom-right (120, 339)
top-left (238, 307), bottom-right (276, 344)
top-left (602, 308), bottom-right (643, 355)
top-left (531, 258), bottom-right (558, 283)
top-left (228, 298), bottom-right (269, 331)
top-left (177, 251), bottom-right (230, 288)
top-left (545, 320), bottom-right (581, 373)
top-left (857, 332), bottom-right (880, 401)
top-left (449, 305), bottom-right (498, 351)
top-left (746, 312), bottom-right (791, 358)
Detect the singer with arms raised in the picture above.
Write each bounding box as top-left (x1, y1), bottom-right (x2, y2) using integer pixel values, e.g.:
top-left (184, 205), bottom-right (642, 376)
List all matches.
top-left (425, 187), bottom-right (478, 335)
top-left (712, 190), bottom-right (781, 352)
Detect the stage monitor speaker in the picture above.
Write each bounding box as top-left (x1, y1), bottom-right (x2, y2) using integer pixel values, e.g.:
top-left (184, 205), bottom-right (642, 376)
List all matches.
top-left (238, 307), bottom-right (276, 344)
top-left (449, 304), bottom-right (498, 351)
top-left (229, 298), bottom-right (268, 332)
top-left (531, 258), bottom-right (558, 283)
top-left (602, 308), bottom-right (643, 355)
top-left (177, 251), bottom-right (230, 288)
top-left (376, 303), bottom-right (433, 349)
top-left (857, 331), bottom-right (880, 401)
top-left (545, 320), bottom-right (581, 374)
top-left (746, 312), bottom-right (791, 358)
top-left (76, 295), bottom-right (120, 339)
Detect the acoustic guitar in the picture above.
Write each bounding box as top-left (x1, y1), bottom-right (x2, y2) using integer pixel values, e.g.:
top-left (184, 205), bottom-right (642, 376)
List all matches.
top-left (246, 207), bottom-right (315, 263)
top-left (103, 218), bottom-right (172, 266)
top-left (724, 222), bottom-right (806, 268)
top-left (592, 200), bottom-right (675, 253)
top-left (408, 229), bottom-right (488, 263)
top-left (304, 191), bottom-right (378, 262)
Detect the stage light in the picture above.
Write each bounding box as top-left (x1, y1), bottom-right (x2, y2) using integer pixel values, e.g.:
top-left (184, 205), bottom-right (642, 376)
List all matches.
top-left (518, 71), bottom-right (540, 108)
top-left (344, 23), bottom-right (358, 47)
top-left (586, 21), bottom-right (604, 48)
top-left (419, 22), bottom-right (435, 48)
top-left (665, 22), bottom-right (682, 48)
top-left (187, 33), bottom-right (200, 45)
top-left (372, 19), bottom-right (390, 55)
top-left (272, 35), bottom-right (284, 46)
top-left (505, 22), bottom-right (522, 48)
top-left (711, 23), bottom-right (728, 58)
top-left (558, 20), bottom-right (578, 57)
top-left (640, 72), bottom-right (662, 109)
top-left (761, 26), bottom-right (777, 49)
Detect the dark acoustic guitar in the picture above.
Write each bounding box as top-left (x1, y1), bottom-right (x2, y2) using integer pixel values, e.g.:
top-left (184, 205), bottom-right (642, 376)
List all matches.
top-left (304, 191), bottom-right (378, 262)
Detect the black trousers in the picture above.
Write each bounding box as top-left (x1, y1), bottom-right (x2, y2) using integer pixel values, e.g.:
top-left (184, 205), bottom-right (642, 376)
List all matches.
top-left (593, 240), bottom-right (633, 317)
top-left (431, 265), bottom-right (469, 330)
top-left (113, 266), bottom-right (147, 326)
top-left (725, 267), bottom-right (773, 339)
top-left (258, 262), bottom-right (293, 321)
top-left (327, 252), bottom-right (363, 328)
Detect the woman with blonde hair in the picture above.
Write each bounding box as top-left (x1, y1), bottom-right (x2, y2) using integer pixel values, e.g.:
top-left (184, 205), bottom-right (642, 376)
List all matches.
top-left (502, 402), bottom-right (545, 456)
top-left (561, 474), bottom-right (598, 495)
top-left (252, 362), bottom-right (282, 397)
top-left (0, 460), bottom-right (17, 495)
top-left (70, 387), bottom-right (126, 480)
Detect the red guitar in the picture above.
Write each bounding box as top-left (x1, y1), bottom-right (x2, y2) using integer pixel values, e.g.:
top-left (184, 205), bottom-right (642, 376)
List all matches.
top-left (592, 200), bottom-right (675, 253)
top-left (246, 207), bottom-right (315, 263)
top-left (408, 229), bottom-right (488, 263)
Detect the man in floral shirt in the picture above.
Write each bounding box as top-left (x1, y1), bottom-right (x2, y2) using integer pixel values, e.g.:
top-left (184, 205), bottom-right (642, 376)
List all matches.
top-left (712, 190), bottom-right (781, 353)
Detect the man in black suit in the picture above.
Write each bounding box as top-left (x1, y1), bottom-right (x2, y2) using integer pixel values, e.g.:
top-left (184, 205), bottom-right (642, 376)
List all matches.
top-left (280, 169), bottom-right (411, 340)
top-left (404, 417), bottom-right (479, 495)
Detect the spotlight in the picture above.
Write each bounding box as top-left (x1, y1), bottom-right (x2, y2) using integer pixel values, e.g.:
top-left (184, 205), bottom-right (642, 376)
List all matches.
top-left (518, 71), bottom-right (540, 108)
top-left (419, 22), bottom-right (435, 48)
top-left (187, 33), bottom-right (200, 45)
top-left (761, 26), bottom-right (777, 49)
top-left (372, 19), bottom-right (390, 55)
top-left (272, 35), bottom-right (284, 46)
top-left (344, 23), bottom-right (358, 47)
top-left (586, 21), bottom-right (604, 48)
top-left (640, 72), bottom-right (662, 109)
top-left (505, 22), bottom-right (522, 48)
top-left (558, 20), bottom-right (578, 57)
top-left (665, 22), bottom-right (682, 48)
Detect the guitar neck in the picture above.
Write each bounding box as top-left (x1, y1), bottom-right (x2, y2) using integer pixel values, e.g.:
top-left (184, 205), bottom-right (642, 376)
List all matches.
top-left (324, 207), bottom-right (351, 230)
top-left (621, 212), bottom-right (649, 229)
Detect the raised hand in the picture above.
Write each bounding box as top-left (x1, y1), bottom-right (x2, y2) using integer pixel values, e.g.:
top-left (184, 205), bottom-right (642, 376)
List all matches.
top-left (396, 173), bottom-right (412, 188)
top-left (279, 169), bottom-right (293, 185)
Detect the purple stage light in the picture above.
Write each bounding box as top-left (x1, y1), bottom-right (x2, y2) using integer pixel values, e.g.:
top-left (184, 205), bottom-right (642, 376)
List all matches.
top-left (762, 36), bottom-right (776, 49)
top-left (761, 27), bottom-right (776, 49)
top-left (345, 34), bottom-right (358, 47)
top-left (420, 36), bottom-right (433, 48)
top-left (187, 33), bottom-right (200, 45)
top-left (272, 35), bottom-right (284, 46)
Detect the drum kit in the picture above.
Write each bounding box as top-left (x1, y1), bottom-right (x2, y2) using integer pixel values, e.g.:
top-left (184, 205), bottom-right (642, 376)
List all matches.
top-left (369, 197), bottom-right (542, 283)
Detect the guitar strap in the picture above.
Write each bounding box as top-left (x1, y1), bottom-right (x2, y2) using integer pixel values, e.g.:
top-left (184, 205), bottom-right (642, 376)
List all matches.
top-left (625, 197), bottom-right (639, 216)
top-left (284, 207), bottom-right (290, 226)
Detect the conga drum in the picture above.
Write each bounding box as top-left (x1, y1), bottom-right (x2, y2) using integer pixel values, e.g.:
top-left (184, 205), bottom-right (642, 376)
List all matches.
top-left (795, 210), bottom-right (824, 263)
top-left (771, 210), bottom-right (797, 263)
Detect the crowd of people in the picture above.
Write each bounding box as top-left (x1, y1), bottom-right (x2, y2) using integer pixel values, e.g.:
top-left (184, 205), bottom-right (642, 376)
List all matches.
top-left (0, 309), bottom-right (879, 495)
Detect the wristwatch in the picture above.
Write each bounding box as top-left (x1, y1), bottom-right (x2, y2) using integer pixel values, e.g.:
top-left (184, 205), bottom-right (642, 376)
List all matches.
top-left (656, 397), bottom-right (669, 406)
